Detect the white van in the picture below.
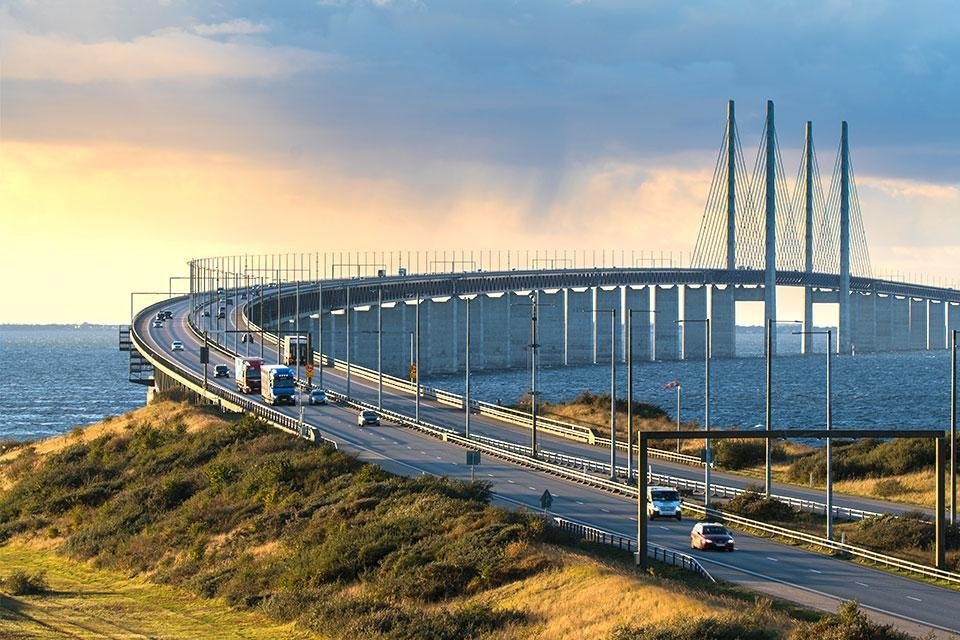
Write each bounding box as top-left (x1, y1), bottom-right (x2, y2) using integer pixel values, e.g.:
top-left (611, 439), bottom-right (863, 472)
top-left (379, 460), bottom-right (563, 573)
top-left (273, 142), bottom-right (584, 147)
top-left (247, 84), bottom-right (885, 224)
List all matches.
top-left (647, 486), bottom-right (682, 521)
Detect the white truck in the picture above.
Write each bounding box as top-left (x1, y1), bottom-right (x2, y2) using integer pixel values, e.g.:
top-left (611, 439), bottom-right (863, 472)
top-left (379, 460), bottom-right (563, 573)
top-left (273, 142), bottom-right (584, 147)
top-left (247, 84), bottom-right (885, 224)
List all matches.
top-left (282, 335), bottom-right (310, 365)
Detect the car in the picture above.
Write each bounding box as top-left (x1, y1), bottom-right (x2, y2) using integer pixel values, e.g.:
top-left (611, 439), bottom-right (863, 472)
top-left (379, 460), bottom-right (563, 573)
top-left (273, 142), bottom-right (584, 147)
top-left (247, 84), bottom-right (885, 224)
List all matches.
top-left (690, 522), bottom-right (735, 551)
top-left (152, 320), bottom-right (163, 329)
top-left (647, 486), bottom-right (683, 521)
top-left (213, 364), bottom-right (229, 378)
top-left (217, 307), bottom-right (226, 319)
top-left (309, 388), bottom-right (328, 405)
top-left (201, 310), bottom-right (210, 318)
top-left (171, 340), bottom-right (184, 351)
top-left (163, 310), bottom-right (173, 319)
top-left (357, 410), bottom-right (381, 426)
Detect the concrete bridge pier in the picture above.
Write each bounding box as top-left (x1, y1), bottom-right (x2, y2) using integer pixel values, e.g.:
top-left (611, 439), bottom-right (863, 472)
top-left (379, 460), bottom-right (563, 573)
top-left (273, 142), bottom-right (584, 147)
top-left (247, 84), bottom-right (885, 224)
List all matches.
top-left (850, 292), bottom-right (877, 353)
top-left (891, 296), bottom-right (910, 351)
top-left (352, 306), bottom-right (378, 367)
top-left (425, 298), bottom-right (456, 376)
top-left (909, 298), bottom-right (928, 350)
top-left (508, 292), bottom-right (530, 369)
top-left (624, 286), bottom-right (652, 361)
top-left (565, 288), bottom-right (592, 365)
top-left (654, 285), bottom-right (680, 360)
top-left (379, 302), bottom-right (409, 378)
top-left (480, 293), bottom-right (510, 371)
top-left (594, 286), bottom-right (621, 363)
top-left (710, 285), bottom-right (736, 358)
top-left (682, 285), bottom-right (707, 359)
top-left (928, 300), bottom-right (946, 350)
top-left (948, 303), bottom-right (960, 343)
top-left (538, 290), bottom-right (565, 367)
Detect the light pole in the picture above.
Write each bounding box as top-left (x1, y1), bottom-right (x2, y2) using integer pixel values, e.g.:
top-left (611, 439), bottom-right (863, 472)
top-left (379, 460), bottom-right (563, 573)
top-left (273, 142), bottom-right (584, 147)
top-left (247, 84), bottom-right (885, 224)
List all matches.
top-left (345, 286), bottom-right (352, 399)
top-left (377, 286), bottom-right (383, 410)
top-left (663, 380), bottom-right (682, 453)
top-left (415, 296), bottom-right (421, 424)
top-left (952, 329), bottom-right (957, 525)
top-left (766, 318), bottom-right (801, 497)
top-left (464, 295), bottom-right (473, 438)
top-left (678, 319), bottom-right (711, 505)
top-left (593, 309), bottom-right (617, 480)
top-left (795, 328), bottom-right (833, 538)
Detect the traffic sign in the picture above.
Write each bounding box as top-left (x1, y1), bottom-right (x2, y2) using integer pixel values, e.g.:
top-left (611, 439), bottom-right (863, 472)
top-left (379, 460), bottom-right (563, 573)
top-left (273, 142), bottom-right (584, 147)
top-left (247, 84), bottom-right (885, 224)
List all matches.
top-left (539, 489), bottom-right (553, 511)
top-left (409, 363), bottom-right (417, 381)
top-left (199, 347), bottom-right (209, 364)
top-left (305, 363), bottom-right (314, 377)
top-left (466, 451), bottom-right (481, 466)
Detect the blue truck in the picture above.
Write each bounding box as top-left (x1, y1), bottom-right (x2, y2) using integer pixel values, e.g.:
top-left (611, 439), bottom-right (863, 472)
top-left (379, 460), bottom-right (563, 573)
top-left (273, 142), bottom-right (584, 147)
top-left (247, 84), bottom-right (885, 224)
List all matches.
top-left (260, 364), bottom-right (296, 406)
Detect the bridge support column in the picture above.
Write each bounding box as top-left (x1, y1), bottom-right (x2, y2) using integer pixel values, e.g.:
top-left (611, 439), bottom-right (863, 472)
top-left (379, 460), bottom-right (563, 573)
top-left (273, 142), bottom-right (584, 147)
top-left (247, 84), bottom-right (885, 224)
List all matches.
top-left (565, 288), bottom-right (592, 365)
top-left (838, 121), bottom-right (852, 355)
top-left (711, 285), bottom-right (736, 358)
top-left (654, 285), bottom-right (679, 360)
top-left (508, 292), bottom-right (529, 369)
top-left (353, 306), bottom-right (378, 368)
top-left (481, 293), bottom-right (510, 371)
top-left (538, 290), bottom-right (565, 367)
top-left (929, 300), bottom-right (946, 350)
top-left (379, 302), bottom-right (408, 378)
top-left (595, 286), bottom-right (621, 363)
top-left (624, 286), bottom-right (651, 361)
top-left (763, 100), bottom-right (778, 355)
top-left (851, 292), bottom-right (876, 354)
top-left (892, 297), bottom-right (910, 351)
top-left (874, 295), bottom-right (892, 352)
top-left (683, 285), bottom-right (707, 359)
top-left (910, 298), bottom-right (928, 350)
top-left (329, 311), bottom-right (344, 360)
top-left (949, 303), bottom-right (960, 343)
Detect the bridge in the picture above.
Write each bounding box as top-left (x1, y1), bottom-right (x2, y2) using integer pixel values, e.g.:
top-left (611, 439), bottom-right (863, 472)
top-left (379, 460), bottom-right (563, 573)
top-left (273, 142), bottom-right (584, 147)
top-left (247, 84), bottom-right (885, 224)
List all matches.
top-left (125, 100), bottom-right (960, 637)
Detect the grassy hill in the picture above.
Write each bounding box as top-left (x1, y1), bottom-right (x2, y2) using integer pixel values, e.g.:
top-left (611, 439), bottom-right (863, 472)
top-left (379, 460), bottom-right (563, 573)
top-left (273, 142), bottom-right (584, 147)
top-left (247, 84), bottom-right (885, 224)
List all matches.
top-left (0, 397), bottom-right (915, 639)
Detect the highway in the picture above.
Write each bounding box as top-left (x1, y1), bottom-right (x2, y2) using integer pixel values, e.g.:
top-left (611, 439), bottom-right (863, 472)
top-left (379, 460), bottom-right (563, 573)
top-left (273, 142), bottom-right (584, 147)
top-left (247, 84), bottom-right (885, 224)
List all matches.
top-left (138, 296), bottom-right (960, 637)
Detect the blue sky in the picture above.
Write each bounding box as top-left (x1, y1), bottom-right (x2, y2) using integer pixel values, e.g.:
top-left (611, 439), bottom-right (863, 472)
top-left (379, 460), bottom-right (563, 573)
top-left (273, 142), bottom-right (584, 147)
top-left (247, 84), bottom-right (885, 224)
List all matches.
top-left (2, 1), bottom-right (959, 322)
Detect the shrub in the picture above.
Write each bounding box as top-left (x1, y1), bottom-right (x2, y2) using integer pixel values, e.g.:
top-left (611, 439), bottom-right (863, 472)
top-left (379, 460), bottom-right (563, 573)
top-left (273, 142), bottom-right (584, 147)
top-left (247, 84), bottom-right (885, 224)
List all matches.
top-left (723, 489), bottom-right (799, 523)
top-left (873, 478), bottom-right (907, 497)
top-left (843, 513), bottom-right (934, 553)
top-left (3, 570), bottom-right (49, 596)
top-left (711, 440), bottom-right (786, 470)
top-left (612, 614), bottom-right (777, 640)
top-left (786, 438), bottom-right (934, 484)
top-left (791, 601), bottom-right (911, 639)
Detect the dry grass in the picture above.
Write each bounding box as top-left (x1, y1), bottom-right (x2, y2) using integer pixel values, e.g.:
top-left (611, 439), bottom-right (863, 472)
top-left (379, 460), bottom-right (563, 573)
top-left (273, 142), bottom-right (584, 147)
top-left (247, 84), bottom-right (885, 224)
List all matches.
top-left (472, 548), bottom-right (795, 639)
top-left (539, 403), bottom-right (690, 440)
top-left (833, 470), bottom-right (936, 508)
top-left (0, 544), bottom-right (321, 640)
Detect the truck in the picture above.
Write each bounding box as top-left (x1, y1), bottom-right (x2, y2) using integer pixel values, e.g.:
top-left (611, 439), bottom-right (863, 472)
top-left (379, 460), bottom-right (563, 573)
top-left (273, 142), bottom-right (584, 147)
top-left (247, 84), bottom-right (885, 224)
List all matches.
top-left (261, 364), bottom-right (296, 405)
top-left (234, 356), bottom-right (263, 394)
top-left (282, 335), bottom-right (310, 365)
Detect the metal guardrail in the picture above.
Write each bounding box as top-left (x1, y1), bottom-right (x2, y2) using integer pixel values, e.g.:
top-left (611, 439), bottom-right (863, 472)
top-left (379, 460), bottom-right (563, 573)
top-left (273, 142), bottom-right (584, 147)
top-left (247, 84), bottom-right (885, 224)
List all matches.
top-left (683, 503), bottom-right (960, 586)
top-left (130, 304), bottom-right (339, 450)
top-left (182, 301), bottom-right (960, 586)
top-left (552, 516), bottom-right (715, 582)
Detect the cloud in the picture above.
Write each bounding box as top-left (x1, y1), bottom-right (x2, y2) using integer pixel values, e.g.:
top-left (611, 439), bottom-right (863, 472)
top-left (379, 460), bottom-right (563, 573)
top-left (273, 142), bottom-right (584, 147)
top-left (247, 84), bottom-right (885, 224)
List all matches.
top-left (0, 27), bottom-right (333, 83)
top-left (191, 19), bottom-right (270, 36)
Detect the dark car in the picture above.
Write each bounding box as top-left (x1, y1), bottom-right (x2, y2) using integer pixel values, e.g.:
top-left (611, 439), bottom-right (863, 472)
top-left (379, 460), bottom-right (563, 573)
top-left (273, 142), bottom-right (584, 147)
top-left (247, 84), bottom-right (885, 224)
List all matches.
top-left (213, 364), bottom-right (229, 378)
top-left (690, 522), bottom-right (735, 551)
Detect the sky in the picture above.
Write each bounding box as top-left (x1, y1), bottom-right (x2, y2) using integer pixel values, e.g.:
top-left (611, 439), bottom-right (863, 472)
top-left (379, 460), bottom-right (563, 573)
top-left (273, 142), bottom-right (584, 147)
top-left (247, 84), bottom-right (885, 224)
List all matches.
top-left (2, 1), bottom-right (960, 324)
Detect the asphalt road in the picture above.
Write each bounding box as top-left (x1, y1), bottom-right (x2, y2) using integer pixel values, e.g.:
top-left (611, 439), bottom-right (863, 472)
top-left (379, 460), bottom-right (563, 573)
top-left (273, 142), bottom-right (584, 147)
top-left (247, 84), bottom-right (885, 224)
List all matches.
top-left (139, 297), bottom-right (960, 638)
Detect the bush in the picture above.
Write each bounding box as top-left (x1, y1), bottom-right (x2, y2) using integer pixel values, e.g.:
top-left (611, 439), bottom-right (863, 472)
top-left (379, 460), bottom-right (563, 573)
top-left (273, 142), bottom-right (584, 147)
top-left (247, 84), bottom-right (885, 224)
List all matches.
top-left (873, 478), bottom-right (907, 497)
top-left (791, 601), bottom-right (911, 639)
top-left (786, 438), bottom-right (934, 484)
top-left (3, 570), bottom-right (49, 596)
top-left (711, 440), bottom-right (787, 470)
top-left (612, 614), bottom-right (777, 640)
top-left (843, 513), bottom-right (934, 553)
top-left (571, 390), bottom-right (669, 419)
top-left (723, 489), bottom-right (799, 523)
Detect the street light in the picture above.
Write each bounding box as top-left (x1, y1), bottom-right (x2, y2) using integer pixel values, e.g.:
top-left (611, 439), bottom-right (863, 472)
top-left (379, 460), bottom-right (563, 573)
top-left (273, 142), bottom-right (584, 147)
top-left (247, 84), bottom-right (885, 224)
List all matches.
top-left (677, 319), bottom-right (711, 506)
top-left (663, 380), bottom-right (682, 453)
top-left (795, 328), bottom-right (833, 538)
top-left (592, 309), bottom-right (617, 480)
top-left (462, 294), bottom-right (475, 438)
top-left (765, 317), bottom-right (802, 497)
top-left (952, 329), bottom-right (958, 525)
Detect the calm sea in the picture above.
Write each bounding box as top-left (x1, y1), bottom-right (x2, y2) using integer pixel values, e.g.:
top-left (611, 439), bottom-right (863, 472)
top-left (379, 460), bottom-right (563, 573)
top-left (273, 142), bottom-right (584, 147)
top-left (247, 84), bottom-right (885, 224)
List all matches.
top-left (1, 325), bottom-right (952, 442)
top-left (0, 325), bottom-right (144, 441)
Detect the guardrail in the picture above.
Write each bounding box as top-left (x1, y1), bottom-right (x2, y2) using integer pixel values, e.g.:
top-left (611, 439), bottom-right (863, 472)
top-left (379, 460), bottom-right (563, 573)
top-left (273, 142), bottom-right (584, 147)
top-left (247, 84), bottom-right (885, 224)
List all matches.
top-left (682, 503), bottom-right (960, 586)
top-left (552, 516), bottom-right (715, 582)
top-left (185, 302), bottom-right (960, 586)
top-left (130, 304), bottom-right (339, 450)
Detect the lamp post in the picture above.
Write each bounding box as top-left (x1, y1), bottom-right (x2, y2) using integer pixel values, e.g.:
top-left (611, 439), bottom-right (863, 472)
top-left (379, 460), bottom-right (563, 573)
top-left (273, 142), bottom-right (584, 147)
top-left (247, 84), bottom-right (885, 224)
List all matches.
top-left (952, 329), bottom-right (957, 525)
top-left (415, 296), bottom-right (421, 424)
top-left (377, 286), bottom-right (383, 410)
top-left (678, 319), bottom-right (711, 505)
top-left (345, 286), bottom-right (352, 399)
top-left (795, 328), bottom-right (833, 538)
top-left (593, 309), bottom-right (617, 480)
top-left (464, 295), bottom-right (473, 438)
top-left (766, 318), bottom-right (802, 497)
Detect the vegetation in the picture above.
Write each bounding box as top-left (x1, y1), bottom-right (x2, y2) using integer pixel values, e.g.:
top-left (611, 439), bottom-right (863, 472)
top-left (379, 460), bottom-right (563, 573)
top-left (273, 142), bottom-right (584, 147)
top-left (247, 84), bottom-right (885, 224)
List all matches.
top-left (786, 438), bottom-right (935, 485)
top-left (791, 601), bottom-right (913, 640)
top-left (3, 570), bottom-right (49, 596)
top-left (721, 489), bottom-right (800, 523)
top-left (712, 439), bottom-right (788, 470)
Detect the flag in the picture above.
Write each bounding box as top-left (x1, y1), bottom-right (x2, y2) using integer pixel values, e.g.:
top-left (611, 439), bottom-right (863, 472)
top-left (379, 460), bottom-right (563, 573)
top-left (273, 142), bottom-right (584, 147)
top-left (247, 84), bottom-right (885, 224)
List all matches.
top-left (663, 380), bottom-right (681, 390)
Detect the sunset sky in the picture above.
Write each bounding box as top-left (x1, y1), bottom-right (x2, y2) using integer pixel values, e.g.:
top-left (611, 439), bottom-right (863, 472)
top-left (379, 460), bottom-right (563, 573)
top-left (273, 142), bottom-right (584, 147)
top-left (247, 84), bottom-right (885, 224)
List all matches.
top-left (2, 1), bottom-right (959, 324)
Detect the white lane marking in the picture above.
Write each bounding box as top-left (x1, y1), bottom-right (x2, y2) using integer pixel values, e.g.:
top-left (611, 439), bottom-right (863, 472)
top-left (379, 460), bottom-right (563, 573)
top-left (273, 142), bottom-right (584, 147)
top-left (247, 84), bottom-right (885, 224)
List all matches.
top-left (766, 557), bottom-right (779, 562)
top-left (528, 486), bottom-right (537, 491)
top-left (809, 569), bottom-right (822, 574)
top-left (600, 508), bottom-right (610, 513)
top-left (629, 516), bottom-right (638, 521)
top-left (576, 500), bottom-right (584, 505)
top-left (436, 456), bottom-right (443, 460)
top-left (907, 596), bottom-right (922, 602)
top-left (658, 525), bottom-right (670, 531)
top-left (487, 473), bottom-right (495, 477)
top-left (420, 451), bottom-right (427, 455)
top-left (406, 446), bottom-right (412, 450)
top-left (507, 480), bottom-right (515, 484)
top-left (855, 582), bottom-right (869, 587)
